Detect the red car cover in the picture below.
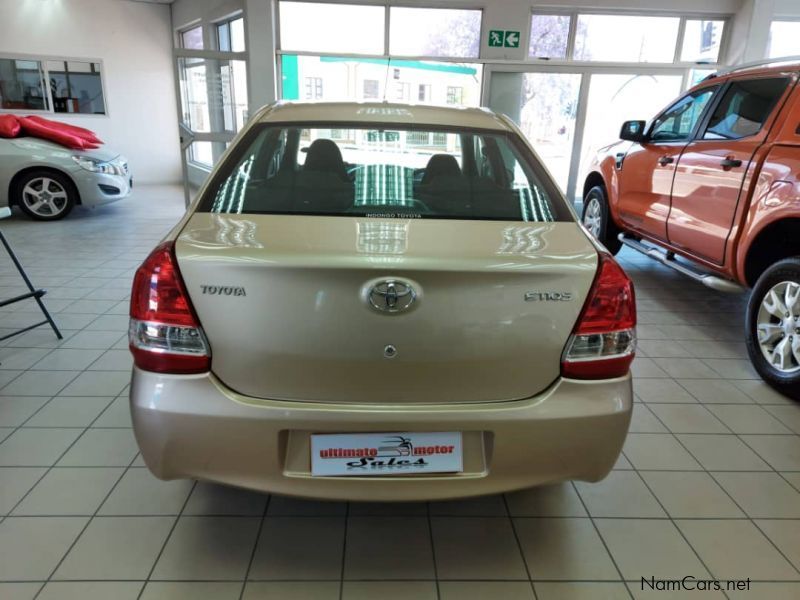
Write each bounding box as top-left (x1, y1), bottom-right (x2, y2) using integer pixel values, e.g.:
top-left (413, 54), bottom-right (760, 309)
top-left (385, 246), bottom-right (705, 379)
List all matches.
top-left (25, 115), bottom-right (102, 145)
top-left (0, 115), bottom-right (20, 138)
top-left (0, 114), bottom-right (102, 150)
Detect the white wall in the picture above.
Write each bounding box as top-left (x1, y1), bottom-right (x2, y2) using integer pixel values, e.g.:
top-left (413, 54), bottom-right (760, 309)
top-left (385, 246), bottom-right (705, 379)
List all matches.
top-left (774, 0), bottom-right (800, 17)
top-left (0, 0), bottom-right (181, 184)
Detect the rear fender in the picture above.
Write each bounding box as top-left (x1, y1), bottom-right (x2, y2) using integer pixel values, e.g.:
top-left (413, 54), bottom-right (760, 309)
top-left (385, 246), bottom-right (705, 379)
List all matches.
top-left (736, 146), bottom-right (800, 285)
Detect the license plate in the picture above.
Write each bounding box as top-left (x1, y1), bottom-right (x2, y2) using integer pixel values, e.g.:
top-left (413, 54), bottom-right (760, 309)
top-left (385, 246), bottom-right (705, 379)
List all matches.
top-left (311, 431), bottom-right (463, 477)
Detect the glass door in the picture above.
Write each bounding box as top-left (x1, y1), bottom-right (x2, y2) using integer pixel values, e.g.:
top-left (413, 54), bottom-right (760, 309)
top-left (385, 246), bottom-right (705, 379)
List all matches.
top-left (486, 67), bottom-right (687, 205)
top-left (174, 51), bottom-right (248, 206)
top-left (487, 71), bottom-right (581, 195)
top-left (576, 73), bottom-right (683, 189)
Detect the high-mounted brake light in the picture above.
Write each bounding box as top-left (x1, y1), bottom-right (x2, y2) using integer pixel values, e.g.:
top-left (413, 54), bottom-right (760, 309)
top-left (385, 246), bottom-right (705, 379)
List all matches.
top-left (129, 241), bottom-right (210, 374)
top-left (561, 253), bottom-right (636, 379)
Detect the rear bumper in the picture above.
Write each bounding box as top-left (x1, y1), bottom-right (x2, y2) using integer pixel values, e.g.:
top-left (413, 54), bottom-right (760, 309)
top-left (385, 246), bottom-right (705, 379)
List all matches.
top-left (130, 367), bottom-right (632, 501)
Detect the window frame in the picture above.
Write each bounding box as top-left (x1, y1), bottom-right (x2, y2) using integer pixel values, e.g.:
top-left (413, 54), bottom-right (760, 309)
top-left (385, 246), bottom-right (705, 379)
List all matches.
top-left (0, 52), bottom-right (109, 117)
top-left (527, 10), bottom-right (730, 67)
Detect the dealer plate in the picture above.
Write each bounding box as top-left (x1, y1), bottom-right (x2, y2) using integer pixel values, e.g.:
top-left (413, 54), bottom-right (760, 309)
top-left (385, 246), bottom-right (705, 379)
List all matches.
top-left (311, 432), bottom-right (463, 477)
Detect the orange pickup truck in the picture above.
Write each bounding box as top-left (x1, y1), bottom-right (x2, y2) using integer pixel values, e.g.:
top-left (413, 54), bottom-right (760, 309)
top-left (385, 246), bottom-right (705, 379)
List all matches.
top-left (582, 60), bottom-right (800, 399)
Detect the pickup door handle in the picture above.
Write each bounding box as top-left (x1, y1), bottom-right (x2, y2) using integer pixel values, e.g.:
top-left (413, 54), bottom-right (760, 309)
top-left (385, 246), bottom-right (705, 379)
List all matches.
top-left (720, 157), bottom-right (742, 169)
top-left (658, 155), bottom-right (674, 166)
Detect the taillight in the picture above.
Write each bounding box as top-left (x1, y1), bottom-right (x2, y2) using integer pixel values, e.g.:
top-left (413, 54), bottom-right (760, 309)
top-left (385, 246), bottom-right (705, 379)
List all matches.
top-left (561, 253), bottom-right (636, 379)
top-left (129, 241), bottom-right (210, 374)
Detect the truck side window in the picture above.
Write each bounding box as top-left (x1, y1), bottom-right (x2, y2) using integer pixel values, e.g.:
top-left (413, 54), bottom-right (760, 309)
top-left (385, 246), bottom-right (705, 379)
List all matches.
top-left (650, 87), bottom-right (717, 142)
top-left (703, 77), bottom-right (789, 140)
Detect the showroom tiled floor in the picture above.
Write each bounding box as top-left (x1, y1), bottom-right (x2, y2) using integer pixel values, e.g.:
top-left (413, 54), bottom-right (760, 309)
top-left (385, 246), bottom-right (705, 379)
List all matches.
top-left (0, 186), bottom-right (799, 599)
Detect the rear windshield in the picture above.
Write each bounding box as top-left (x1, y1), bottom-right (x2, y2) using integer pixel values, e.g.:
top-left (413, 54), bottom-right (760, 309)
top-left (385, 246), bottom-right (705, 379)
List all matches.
top-left (197, 123), bottom-right (567, 222)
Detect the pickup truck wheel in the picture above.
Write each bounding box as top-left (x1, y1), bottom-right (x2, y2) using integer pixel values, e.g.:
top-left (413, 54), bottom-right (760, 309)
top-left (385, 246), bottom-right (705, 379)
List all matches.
top-left (582, 186), bottom-right (622, 254)
top-left (746, 258), bottom-right (800, 401)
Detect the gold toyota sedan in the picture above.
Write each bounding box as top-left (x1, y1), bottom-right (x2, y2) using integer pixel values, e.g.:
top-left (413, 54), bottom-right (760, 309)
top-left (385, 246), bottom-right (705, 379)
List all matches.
top-left (129, 102), bottom-right (635, 501)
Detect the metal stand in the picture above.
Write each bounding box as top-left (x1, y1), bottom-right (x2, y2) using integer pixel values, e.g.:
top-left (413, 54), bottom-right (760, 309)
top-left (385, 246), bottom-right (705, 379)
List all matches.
top-left (0, 216), bottom-right (62, 342)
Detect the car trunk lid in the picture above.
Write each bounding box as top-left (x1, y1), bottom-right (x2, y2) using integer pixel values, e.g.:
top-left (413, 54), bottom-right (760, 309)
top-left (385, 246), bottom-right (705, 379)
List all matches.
top-left (175, 213), bottom-right (598, 404)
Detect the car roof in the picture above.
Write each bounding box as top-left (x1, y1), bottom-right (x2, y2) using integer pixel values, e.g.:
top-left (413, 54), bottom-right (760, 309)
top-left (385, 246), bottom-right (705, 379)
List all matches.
top-left (254, 101), bottom-right (514, 132)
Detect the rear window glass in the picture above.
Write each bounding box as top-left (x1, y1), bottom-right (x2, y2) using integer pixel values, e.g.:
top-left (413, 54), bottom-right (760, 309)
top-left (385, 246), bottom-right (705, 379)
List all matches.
top-left (198, 124), bottom-right (565, 222)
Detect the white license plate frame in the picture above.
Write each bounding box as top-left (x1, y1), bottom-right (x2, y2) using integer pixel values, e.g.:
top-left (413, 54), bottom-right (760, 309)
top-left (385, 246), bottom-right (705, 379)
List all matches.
top-left (310, 431), bottom-right (463, 477)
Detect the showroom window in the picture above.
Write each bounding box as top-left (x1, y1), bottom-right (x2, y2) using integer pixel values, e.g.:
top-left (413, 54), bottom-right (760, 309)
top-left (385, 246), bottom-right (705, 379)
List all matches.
top-left (279, 1), bottom-right (384, 54)
top-left (0, 56), bottom-right (107, 114)
top-left (574, 14), bottom-right (680, 63)
top-left (276, 1), bottom-right (483, 106)
top-left (529, 15), bottom-right (570, 59)
top-left (388, 7), bottom-right (481, 59)
top-left (218, 17), bottom-right (246, 52)
top-left (768, 20), bottom-right (800, 59)
top-left (181, 25), bottom-right (204, 50)
top-left (528, 13), bottom-right (727, 65)
top-left (680, 19), bottom-right (725, 63)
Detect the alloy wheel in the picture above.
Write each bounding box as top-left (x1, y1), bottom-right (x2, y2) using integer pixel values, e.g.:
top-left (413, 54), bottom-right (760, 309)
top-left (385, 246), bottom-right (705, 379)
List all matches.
top-left (756, 280), bottom-right (800, 373)
top-left (583, 197), bottom-right (602, 237)
top-left (21, 177), bottom-right (69, 218)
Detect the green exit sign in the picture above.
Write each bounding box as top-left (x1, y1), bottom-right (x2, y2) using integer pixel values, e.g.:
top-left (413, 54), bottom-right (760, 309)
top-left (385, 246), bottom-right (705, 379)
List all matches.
top-left (488, 30), bottom-right (521, 48)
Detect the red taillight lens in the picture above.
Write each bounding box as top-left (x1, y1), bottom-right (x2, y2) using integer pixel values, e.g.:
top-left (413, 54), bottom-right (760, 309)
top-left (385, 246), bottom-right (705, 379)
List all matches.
top-left (561, 253), bottom-right (636, 379)
top-left (129, 241), bottom-right (210, 374)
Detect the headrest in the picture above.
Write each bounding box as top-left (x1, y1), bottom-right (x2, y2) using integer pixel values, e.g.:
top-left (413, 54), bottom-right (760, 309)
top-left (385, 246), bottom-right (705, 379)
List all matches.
top-left (303, 139), bottom-right (347, 180)
top-left (737, 93), bottom-right (770, 123)
top-left (422, 154), bottom-right (461, 185)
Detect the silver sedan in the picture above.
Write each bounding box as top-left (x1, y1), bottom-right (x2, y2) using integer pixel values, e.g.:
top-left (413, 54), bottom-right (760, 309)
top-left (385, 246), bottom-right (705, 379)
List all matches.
top-left (0, 136), bottom-right (131, 220)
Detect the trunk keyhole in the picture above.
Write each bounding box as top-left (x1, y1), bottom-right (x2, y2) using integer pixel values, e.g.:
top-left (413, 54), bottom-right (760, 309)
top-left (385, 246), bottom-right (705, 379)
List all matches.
top-left (384, 344), bottom-right (397, 359)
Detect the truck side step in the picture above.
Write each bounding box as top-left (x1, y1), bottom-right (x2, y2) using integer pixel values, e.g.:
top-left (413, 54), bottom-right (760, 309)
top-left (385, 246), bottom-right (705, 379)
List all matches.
top-left (618, 234), bottom-right (746, 294)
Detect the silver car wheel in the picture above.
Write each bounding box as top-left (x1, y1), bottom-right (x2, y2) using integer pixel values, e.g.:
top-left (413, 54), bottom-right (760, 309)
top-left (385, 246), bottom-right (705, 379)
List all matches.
top-left (756, 280), bottom-right (800, 373)
top-left (583, 197), bottom-right (602, 238)
top-left (21, 177), bottom-right (69, 217)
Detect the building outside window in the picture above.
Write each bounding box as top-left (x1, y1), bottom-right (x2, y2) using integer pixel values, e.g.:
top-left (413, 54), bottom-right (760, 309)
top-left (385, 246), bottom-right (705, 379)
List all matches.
top-left (305, 77), bottom-right (323, 99)
top-left (446, 86), bottom-right (463, 105)
top-left (395, 82), bottom-right (410, 101)
top-left (418, 84), bottom-right (431, 102)
top-left (363, 79), bottom-right (379, 99)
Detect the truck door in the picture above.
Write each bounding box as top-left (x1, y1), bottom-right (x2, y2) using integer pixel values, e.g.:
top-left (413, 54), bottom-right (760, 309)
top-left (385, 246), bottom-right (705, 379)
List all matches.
top-left (616, 86), bottom-right (717, 242)
top-left (668, 76), bottom-right (793, 264)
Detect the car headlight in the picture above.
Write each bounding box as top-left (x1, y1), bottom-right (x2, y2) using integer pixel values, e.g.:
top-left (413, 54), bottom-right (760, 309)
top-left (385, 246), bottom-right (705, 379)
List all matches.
top-left (72, 156), bottom-right (125, 176)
